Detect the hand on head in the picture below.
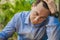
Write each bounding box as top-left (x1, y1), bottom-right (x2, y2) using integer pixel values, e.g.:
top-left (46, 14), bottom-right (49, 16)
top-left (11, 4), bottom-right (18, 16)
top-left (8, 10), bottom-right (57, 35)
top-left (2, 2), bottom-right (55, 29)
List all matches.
top-left (43, 0), bottom-right (57, 14)
top-left (30, 1), bottom-right (50, 24)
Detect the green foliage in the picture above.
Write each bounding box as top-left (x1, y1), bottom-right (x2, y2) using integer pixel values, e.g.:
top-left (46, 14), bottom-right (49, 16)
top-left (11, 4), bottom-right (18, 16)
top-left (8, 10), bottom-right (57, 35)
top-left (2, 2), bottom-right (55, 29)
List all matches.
top-left (0, 0), bottom-right (32, 26)
top-left (0, 0), bottom-right (1, 1)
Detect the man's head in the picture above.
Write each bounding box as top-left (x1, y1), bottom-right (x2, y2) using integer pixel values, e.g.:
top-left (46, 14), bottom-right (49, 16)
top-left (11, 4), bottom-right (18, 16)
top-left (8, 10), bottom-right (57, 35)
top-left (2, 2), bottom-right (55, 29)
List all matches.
top-left (30, 0), bottom-right (50, 24)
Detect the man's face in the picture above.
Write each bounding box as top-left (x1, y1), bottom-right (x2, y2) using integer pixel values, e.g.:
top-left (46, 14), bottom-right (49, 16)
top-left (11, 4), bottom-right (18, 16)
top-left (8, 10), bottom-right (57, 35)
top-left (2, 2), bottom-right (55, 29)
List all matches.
top-left (30, 2), bottom-right (50, 24)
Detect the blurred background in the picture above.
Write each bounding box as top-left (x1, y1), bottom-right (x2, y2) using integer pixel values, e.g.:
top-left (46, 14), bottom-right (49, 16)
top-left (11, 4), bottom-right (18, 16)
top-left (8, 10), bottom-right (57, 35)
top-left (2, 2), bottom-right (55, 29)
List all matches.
top-left (0, 0), bottom-right (60, 40)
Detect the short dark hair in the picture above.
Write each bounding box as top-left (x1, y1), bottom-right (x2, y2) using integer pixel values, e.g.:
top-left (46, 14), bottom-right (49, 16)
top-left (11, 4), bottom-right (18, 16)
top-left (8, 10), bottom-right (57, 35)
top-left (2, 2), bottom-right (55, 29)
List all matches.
top-left (43, 1), bottom-right (49, 9)
top-left (34, 0), bottom-right (49, 9)
top-left (34, 0), bottom-right (59, 18)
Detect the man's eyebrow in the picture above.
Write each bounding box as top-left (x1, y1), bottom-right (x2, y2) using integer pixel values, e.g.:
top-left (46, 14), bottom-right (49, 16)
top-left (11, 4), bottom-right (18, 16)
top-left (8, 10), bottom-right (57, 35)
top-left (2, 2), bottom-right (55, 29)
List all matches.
top-left (34, 10), bottom-right (39, 15)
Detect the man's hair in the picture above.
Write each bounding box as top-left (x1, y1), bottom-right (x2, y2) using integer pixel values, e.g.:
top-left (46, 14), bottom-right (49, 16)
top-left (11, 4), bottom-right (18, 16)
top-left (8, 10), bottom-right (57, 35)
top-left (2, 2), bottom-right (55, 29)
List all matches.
top-left (34, 0), bottom-right (49, 9)
top-left (33, 0), bottom-right (59, 18)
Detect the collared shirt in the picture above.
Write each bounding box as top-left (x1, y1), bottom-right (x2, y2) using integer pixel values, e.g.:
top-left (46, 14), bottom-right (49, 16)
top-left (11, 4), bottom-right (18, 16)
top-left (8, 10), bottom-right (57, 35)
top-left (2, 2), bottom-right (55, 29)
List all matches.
top-left (0, 11), bottom-right (60, 40)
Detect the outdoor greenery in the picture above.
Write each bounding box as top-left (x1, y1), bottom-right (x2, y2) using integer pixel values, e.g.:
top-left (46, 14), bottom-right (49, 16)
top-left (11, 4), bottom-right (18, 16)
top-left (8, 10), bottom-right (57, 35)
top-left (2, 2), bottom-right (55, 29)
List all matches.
top-left (0, 0), bottom-right (33, 26)
top-left (0, 0), bottom-right (59, 40)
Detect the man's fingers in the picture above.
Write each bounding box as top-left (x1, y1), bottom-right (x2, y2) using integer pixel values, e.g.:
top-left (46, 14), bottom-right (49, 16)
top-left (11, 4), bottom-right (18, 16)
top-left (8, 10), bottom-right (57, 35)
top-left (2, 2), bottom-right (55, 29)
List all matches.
top-left (43, 0), bottom-right (48, 3)
top-left (43, 0), bottom-right (54, 4)
top-left (43, 0), bottom-right (57, 14)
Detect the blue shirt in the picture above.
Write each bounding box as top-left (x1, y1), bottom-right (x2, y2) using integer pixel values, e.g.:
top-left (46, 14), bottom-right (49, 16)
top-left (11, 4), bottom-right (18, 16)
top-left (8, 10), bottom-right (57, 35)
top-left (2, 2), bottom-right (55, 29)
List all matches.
top-left (0, 11), bottom-right (60, 40)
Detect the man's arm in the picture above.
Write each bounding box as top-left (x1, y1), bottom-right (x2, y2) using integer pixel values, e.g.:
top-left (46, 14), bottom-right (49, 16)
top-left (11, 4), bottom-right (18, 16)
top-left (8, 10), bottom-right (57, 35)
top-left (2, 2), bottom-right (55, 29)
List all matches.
top-left (47, 23), bottom-right (60, 40)
top-left (43, 0), bottom-right (57, 14)
top-left (46, 16), bottom-right (60, 40)
top-left (0, 13), bottom-right (20, 40)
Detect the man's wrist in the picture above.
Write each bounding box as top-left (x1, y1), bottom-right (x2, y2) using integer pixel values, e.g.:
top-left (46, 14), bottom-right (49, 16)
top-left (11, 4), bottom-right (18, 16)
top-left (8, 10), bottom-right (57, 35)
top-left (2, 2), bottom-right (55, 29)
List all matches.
top-left (50, 11), bottom-right (59, 18)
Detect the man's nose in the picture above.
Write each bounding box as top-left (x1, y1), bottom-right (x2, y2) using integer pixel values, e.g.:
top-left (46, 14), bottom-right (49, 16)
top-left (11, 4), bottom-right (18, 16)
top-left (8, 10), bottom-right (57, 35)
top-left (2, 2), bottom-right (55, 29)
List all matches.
top-left (34, 16), bottom-right (40, 21)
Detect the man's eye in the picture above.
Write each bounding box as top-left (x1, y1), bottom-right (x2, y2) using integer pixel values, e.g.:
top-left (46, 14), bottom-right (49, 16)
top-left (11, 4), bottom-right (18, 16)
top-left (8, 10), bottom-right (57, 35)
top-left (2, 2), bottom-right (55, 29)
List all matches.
top-left (36, 13), bottom-right (39, 15)
top-left (35, 11), bottom-right (39, 15)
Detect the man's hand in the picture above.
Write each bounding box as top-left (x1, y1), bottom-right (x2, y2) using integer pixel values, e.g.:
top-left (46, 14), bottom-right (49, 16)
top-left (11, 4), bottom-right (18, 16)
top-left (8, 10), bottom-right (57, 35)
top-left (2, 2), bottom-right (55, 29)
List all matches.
top-left (43, 0), bottom-right (57, 14)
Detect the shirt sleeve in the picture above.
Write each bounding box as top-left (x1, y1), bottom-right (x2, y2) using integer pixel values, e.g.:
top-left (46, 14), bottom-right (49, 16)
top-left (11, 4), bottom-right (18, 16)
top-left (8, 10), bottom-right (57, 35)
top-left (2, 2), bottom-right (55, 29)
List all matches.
top-left (46, 16), bottom-right (60, 40)
top-left (0, 13), bottom-right (21, 40)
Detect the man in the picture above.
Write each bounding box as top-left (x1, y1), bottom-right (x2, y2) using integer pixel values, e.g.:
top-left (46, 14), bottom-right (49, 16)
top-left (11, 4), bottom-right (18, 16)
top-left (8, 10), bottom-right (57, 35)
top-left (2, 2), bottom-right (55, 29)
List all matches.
top-left (0, 0), bottom-right (60, 40)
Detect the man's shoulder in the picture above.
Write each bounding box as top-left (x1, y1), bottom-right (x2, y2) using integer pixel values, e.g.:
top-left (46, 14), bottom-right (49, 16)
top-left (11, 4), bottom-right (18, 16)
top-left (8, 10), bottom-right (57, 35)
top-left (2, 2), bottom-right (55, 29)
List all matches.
top-left (47, 16), bottom-right (60, 25)
top-left (14, 11), bottom-right (30, 19)
top-left (48, 16), bottom-right (59, 21)
top-left (16, 11), bottom-right (30, 16)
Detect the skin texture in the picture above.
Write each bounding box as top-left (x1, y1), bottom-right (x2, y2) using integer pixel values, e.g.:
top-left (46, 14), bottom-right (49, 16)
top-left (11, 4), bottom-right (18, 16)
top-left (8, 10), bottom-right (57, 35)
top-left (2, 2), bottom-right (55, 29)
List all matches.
top-left (43, 0), bottom-right (57, 14)
top-left (30, 2), bottom-right (50, 24)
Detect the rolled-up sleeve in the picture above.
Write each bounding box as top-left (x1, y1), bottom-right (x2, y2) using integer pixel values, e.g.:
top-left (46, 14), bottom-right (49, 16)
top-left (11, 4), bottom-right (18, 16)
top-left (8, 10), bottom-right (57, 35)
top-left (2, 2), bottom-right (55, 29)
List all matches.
top-left (0, 13), bottom-right (20, 40)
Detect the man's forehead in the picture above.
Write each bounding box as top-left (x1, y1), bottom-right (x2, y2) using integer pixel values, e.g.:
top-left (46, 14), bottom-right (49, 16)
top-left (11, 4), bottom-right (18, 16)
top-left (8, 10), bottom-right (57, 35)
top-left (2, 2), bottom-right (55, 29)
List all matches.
top-left (35, 2), bottom-right (45, 13)
top-left (36, 1), bottom-right (43, 7)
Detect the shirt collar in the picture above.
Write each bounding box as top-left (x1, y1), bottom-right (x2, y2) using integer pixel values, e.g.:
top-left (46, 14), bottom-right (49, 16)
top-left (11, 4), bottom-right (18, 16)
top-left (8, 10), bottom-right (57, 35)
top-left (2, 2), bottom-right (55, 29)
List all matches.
top-left (24, 11), bottom-right (31, 24)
